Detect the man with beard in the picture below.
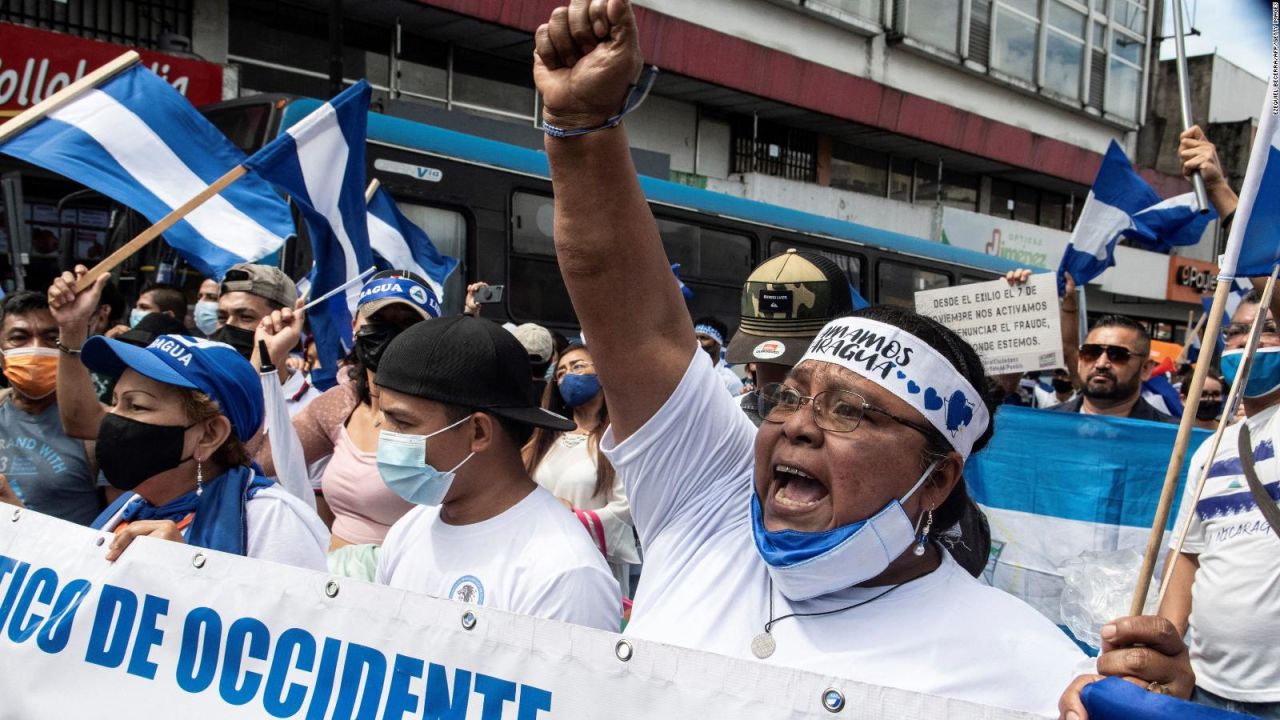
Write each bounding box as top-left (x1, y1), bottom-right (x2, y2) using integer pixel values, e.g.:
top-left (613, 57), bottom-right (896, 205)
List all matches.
top-left (1051, 314), bottom-right (1176, 423)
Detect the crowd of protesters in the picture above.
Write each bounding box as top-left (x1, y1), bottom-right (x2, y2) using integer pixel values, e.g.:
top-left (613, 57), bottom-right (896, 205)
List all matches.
top-left (0, 2), bottom-right (1276, 718)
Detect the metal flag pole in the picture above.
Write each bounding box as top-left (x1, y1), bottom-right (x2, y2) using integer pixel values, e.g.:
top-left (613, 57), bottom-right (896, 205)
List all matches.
top-left (1172, 0), bottom-right (1210, 214)
top-left (1157, 265), bottom-right (1280, 608)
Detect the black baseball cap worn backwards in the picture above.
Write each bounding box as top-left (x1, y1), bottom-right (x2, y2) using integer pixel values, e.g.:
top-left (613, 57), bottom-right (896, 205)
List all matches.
top-left (375, 315), bottom-right (575, 432)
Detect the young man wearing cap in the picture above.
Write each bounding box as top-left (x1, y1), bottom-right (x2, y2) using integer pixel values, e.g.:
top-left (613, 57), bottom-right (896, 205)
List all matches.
top-left (212, 263), bottom-right (298, 360)
top-left (373, 316), bottom-right (620, 631)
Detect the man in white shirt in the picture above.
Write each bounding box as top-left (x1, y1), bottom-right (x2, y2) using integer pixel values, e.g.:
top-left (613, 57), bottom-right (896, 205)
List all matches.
top-left (373, 315), bottom-right (620, 631)
top-left (533, 2), bottom-right (1195, 716)
top-left (1161, 294), bottom-right (1280, 715)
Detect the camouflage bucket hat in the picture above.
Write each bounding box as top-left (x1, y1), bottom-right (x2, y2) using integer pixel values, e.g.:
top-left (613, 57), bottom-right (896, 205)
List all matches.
top-left (726, 248), bottom-right (855, 367)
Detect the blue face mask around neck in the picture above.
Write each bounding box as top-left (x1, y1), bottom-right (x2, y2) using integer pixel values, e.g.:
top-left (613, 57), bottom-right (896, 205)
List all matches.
top-left (376, 416), bottom-right (475, 506)
top-left (558, 373), bottom-right (602, 408)
top-left (1221, 346), bottom-right (1280, 399)
top-left (751, 461), bottom-right (937, 601)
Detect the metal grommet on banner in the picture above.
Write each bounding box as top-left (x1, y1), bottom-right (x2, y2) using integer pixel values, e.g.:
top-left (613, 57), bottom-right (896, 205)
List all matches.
top-left (614, 639), bottom-right (634, 662)
top-left (822, 688), bottom-right (846, 713)
top-left (324, 580), bottom-right (340, 598)
top-left (9, 507), bottom-right (20, 522)
top-left (191, 552), bottom-right (206, 569)
top-left (460, 611), bottom-right (477, 630)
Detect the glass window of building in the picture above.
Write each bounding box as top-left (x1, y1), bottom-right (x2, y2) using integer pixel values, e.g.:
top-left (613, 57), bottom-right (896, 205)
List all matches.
top-left (453, 48), bottom-right (537, 120)
top-left (991, 1), bottom-right (1039, 82)
top-left (989, 178), bottom-right (1015, 219)
top-left (940, 169), bottom-right (979, 211)
top-left (830, 143), bottom-right (889, 196)
top-left (1111, 0), bottom-right (1146, 33)
top-left (914, 160), bottom-right (941, 205)
top-left (1044, 2), bottom-right (1087, 100)
top-left (803, 0), bottom-right (881, 25)
top-left (905, 0), bottom-right (962, 53)
top-left (877, 261), bottom-right (950, 307)
top-left (1013, 185), bottom-right (1039, 224)
top-left (398, 41), bottom-right (448, 103)
top-left (889, 158), bottom-right (914, 203)
top-left (1039, 191), bottom-right (1068, 230)
top-left (731, 117), bottom-right (819, 182)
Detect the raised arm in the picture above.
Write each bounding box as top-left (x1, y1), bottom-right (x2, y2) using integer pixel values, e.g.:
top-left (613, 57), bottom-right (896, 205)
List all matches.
top-left (47, 265), bottom-right (110, 439)
top-left (534, 0), bottom-right (695, 441)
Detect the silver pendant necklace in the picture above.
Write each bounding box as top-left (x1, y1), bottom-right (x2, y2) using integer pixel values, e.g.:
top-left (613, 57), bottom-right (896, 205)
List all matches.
top-left (751, 579), bottom-right (902, 659)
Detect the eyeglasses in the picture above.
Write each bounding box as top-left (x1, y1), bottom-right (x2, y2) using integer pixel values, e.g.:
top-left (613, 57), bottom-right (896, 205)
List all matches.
top-left (1222, 321), bottom-right (1279, 341)
top-left (1078, 343), bottom-right (1145, 365)
top-left (757, 383), bottom-right (933, 437)
top-left (555, 359), bottom-right (594, 380)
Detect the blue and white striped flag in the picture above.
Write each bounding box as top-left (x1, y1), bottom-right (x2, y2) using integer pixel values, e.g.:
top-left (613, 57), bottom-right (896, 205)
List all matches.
top-left (1220, 75), bottom-right (1280, 279)
top-left (1058, 141), bottom-right (1214, 293)
top-left (367, 186), bottom-right (458, 301)
top-left (0, 63), bottom-right (294, 280)
top-left (244, 80), bottom-right (374, 392)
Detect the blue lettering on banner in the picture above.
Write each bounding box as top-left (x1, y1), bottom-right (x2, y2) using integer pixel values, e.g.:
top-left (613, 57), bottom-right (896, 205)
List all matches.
top-left (0, 553), bottom-right (555, 718)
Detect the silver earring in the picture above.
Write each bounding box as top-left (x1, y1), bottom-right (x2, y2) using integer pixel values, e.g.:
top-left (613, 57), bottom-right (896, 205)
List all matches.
top-left (196, 460), bottom-right (204, 497)
top-left (913, 509), bottom-right (933, 556)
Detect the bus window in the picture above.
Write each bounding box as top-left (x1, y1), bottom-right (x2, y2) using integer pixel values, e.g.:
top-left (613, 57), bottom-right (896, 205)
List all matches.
top-left (877, 261), bottom-right (949, 307)
top-left (512, 192), bottom-right (555, 256)
top-left (656, 217), bottom-right (752, 285)
top-left (960, 274), bottom-right (988, 286)
top-left (394, 202), bottom-right (469, 316)
top-left (769, 240), bottom-right (865, 300)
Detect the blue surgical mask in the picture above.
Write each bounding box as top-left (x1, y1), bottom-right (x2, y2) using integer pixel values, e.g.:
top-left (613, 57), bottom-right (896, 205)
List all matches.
top-left (1221, 346), bottom-right (1280, 398)
top-left (558, 373), bottom-right (602, 408)
top-left (751, 461), bottom-right (937, 601)
top-left (194, 300), bottom-right (220, 336)
top-left (129, 308), bottom-right (150, 328)
top-left (376, 417), bottom-right (474, 506)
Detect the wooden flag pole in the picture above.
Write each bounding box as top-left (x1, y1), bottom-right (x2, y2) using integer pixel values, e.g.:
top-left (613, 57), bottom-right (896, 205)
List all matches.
top-left (1129, 275), bottom-right (1235, 615)
top-left (0, 51), bottom-right (141, 145)
top-left (74, 165), bottom-right (249, 291)
top-left (1156, 266), bottom-right (1280, 608)
top-left (1176, 311), bottom-right (1206, 366)
top-left (365, 178), bottom-right (380, 203)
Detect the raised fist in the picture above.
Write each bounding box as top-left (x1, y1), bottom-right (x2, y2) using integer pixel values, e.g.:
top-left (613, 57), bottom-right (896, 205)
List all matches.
top-left (533, 0), bottom-right (645, 132)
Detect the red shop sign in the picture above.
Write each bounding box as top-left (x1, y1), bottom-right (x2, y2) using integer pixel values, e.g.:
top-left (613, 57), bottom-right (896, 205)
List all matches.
top-left (0, 22), bottom-right (224, 117)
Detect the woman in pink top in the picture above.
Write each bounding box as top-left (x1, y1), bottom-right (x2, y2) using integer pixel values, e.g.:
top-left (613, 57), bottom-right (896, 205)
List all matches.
top-left (257, 270), bottom-right (440, 550)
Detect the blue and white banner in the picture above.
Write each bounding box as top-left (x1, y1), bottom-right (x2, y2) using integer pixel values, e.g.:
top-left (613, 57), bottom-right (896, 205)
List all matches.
top-left (244, 81), bottom-right (374, 392)
top-left (0, 64), bottom-right (294, 280)
top-left (967, 406), bottom-right (1211, 626)
top-left (1058, 141), bottom-right (1214, 292)
top-left (0, 508), bottom-right (1031, 719)
top-left (1220, 74), bottom-right (1280, 279)
top-left (367, 186), bottom-right (458, 301)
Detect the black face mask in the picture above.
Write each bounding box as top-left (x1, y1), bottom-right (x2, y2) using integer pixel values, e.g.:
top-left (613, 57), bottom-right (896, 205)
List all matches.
top-left (210, 324), bottom-right (255, 360)
top-left (1196, 400), bottom-right (1224, 422)
top-left (354, 322), bottom-right (400, 372)
top-left (1051, 378), bottom-right (1074, 394)
top-left (96, 414), bottom-right (194, 491)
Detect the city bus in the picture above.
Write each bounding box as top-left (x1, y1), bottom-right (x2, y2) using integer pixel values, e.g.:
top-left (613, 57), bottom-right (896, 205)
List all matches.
top-left (202, 94), bottom-right (1029, 335)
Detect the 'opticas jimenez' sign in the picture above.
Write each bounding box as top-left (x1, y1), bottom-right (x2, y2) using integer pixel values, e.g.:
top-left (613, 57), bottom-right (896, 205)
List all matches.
top-left (0, 22), bottom-right (224, 117)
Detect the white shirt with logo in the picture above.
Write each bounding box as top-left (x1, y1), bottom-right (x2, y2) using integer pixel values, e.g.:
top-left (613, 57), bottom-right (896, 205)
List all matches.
top-left (603, 350), bottom-right (1086, 717)
top-left (376, 485), bottom-right (621, 631)
top-left (1172, 403), bottom-right (1280, 702)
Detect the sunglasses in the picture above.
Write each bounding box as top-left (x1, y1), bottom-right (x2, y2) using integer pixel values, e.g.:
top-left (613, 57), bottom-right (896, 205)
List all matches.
top-left (1078, 343), bottom-right (1145, 365)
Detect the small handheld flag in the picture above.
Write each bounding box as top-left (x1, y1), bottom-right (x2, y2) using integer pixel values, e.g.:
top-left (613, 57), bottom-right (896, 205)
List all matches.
top-left (367, 186), bottom-right (459, 301)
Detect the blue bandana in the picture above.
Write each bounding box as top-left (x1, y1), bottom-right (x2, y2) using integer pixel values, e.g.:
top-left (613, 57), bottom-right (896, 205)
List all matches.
top-left (694, 323), bottom-right (725, 347)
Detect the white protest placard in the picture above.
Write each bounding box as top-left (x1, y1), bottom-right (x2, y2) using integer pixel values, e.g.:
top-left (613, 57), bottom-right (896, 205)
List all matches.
top-left (915, 273), bottom-right (1064, 375)
top-left (0, 508), bottom-right (1036, 719)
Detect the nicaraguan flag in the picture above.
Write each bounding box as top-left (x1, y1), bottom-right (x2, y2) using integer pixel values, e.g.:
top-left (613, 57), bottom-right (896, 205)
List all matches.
top-left (367, 186), bottom-right (458, 301)
top-left (1058, 141), bottom-right (1214, 292)
top-left (1220, 75), bottom-right (1280, 278)
top-left (0, 64), bottom-right (294, 279)
top-left (244, 81), bottom-right (374, 392)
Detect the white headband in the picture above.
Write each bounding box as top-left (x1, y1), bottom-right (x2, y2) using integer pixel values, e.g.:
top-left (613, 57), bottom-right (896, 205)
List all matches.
top-left (798, 317), bottom-right (990, 458)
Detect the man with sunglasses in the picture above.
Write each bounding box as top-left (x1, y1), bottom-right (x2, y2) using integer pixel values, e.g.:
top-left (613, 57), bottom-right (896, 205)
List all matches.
top-left (1051, 315), bottom-right (1176, 424)
top-left (1158, 290), bottom-right (1280, 717)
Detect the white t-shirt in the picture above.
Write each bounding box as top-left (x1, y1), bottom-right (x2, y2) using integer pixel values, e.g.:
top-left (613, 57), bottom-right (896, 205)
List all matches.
top-left (101, 485), bottom-right (329, 571)
top-left (603, 350), bottom-right (1086, 717)
top-left (376, 485), bottom-right (621, 631)
top-left (714, 358), bottom-right (743, 396)
top-left (1171, 403), bottom-right (1280, 702)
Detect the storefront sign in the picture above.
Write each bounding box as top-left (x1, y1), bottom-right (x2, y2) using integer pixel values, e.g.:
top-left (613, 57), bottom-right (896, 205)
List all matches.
top-left (1166, 256), bottom-right (1219, 304)
top-left (916, 273), bottom-right (1064, 374)
top-left (940, 207), bottom-right (1071, 270)
top-left (0, 22), bottom-right (224, 117)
